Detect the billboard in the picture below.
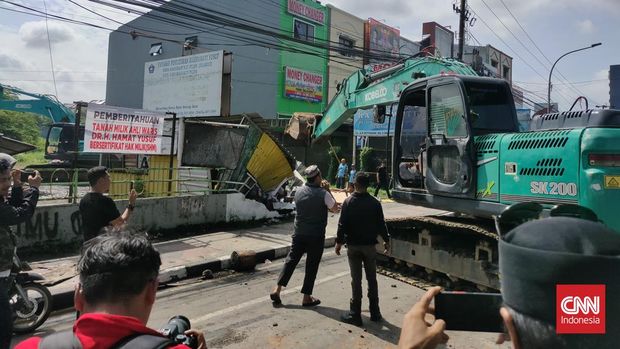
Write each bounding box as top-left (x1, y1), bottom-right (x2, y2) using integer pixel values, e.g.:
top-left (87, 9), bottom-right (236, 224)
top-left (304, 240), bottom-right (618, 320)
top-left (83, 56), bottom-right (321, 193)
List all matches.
top-left (143, 50), bottom-right (224, 117)
top-left (284, 66), bottom-right (323, 103)
top-left (353, 106), bottom-right (396, 136)
top-left (365, 18), bottom-right (400, 65)
top-left (84, 104), bottom-right (165, 154)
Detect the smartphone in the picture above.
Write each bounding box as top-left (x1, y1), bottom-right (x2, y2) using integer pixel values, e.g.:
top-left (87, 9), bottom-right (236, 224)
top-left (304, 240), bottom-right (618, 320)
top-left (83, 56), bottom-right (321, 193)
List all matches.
top-left (19, 170), bottom-right (35, 183)
top-left (434, 291), bottom-right (503, 332)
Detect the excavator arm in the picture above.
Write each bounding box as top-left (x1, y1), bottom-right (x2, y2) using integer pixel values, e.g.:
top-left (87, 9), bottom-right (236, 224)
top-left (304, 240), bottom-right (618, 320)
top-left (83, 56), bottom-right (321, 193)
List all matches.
top-left (0, 83), bottom-right (75, 123)
top-left (312, 57), bottom-right (478, 139)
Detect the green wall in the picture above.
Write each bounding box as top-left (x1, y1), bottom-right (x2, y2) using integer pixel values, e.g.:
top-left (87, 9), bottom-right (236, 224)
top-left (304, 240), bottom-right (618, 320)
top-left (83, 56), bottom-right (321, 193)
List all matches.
top-left (277, 0), bottom-right (329, 118)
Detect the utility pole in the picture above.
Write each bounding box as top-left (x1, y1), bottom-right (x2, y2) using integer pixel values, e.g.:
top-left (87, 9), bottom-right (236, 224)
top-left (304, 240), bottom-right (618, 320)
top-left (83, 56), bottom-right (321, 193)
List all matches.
top-left (458, 0), bottom-right (466, 60)
top-left (453, 0), bottom-right (468, 60)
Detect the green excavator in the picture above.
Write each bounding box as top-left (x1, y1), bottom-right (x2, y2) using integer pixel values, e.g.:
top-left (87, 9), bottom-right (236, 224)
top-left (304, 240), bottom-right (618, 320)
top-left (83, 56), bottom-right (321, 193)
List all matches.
top-left (287, 55), bottom-right (620, 289)
top-left (0, 84), bottom-right (103, 170)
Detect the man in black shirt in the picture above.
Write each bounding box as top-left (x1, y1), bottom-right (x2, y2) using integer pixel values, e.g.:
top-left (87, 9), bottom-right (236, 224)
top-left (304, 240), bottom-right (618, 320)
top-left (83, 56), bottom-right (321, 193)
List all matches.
top-left (336, 172), bottom-right (389, 326)
top-left (79, 166), bottom-right (137, 242)
top-left (374, 161), bottom-right (391, 198)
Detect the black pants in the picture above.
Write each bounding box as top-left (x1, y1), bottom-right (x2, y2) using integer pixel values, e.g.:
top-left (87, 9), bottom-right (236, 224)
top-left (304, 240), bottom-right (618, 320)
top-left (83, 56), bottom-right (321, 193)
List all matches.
top-left (277, 235), bottom-right (325, 295)
top-left (347, 245), bottom-right (379, 304)
top-left (374, 181), bottom-right (391, 198)
top-left (0, 278), bottom-right (12, 349)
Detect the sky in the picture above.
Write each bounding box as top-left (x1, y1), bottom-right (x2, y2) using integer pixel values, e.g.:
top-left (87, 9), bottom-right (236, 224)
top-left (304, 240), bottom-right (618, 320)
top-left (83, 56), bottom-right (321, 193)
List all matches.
top-left (0, 0), bottom-right (618, 111)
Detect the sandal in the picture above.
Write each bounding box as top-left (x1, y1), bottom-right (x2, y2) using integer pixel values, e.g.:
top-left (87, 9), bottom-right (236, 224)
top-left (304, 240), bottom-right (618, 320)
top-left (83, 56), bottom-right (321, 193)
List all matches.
top-left (270, 292), bottom-right (282, 305)
top-left (302, 298), bottom-right (321, 307)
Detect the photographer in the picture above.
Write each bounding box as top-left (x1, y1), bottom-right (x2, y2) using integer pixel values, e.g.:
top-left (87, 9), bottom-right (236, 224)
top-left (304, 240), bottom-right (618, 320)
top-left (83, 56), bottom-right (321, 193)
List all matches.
top-left (398, 217), bottom-right (620, 349)
top-left (1, 154), bottom-right (41, 349)
top-left (15, 230), bottom-right (207, 349)
top-left (80, 166), bottom-right (137, 242)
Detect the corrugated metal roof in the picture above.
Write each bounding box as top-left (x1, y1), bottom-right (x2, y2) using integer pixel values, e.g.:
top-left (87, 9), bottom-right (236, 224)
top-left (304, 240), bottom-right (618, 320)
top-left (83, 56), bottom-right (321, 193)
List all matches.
top-left (0, 134), bottom-right (36, 155)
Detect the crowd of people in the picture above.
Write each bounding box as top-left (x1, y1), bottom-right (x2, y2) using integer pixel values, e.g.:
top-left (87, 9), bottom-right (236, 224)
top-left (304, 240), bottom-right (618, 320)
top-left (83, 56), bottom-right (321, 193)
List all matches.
top-left (2, 154), bottom-right (619, 349)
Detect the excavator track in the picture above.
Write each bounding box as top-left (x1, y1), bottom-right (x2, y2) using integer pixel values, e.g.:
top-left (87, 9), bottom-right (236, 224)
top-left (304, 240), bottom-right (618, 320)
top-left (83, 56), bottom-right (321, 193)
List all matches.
top-left (380, 215), bottom-right (500, 291)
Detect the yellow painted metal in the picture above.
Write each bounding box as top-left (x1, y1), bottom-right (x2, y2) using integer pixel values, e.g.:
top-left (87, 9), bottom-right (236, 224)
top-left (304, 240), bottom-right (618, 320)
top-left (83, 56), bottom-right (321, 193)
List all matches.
top-left (246, 134), bottom-right (293, 191)
top-left (109, 155), bottom-right (178, 198)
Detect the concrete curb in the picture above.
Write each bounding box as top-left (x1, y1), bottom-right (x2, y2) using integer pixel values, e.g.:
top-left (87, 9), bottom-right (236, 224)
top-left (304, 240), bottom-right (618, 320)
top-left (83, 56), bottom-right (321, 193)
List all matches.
top-left (51, 236), bottom-right (337, 311)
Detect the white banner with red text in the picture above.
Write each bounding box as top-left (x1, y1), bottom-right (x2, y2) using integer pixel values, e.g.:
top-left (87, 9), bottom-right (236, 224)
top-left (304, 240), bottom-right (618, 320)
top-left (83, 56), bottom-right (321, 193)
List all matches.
top-left (84, 104), bottom-right (166, 155)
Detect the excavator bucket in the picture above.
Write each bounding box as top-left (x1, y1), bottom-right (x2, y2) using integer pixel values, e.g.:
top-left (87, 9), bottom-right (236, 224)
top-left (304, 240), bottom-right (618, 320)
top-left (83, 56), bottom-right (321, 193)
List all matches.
top-left (284, 112), bottom-right (320, 141)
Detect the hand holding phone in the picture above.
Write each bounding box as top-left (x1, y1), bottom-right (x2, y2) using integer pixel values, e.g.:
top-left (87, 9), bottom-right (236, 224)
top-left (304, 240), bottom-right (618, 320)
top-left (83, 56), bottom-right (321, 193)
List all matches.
top-left (399, 287), bottom-right (449, 349)
top-left (434, 291), bottom-right (504, 332)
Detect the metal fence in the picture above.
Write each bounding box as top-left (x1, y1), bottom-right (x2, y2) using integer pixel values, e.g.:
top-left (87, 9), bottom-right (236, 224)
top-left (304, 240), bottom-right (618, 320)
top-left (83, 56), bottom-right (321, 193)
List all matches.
top-left (30, 166), bottom-right (256, 203)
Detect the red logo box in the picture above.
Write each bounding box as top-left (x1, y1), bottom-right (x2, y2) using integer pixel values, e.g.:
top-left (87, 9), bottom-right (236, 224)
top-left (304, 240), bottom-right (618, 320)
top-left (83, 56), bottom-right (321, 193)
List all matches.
top-left (556, 284), bottom-right (605, 334)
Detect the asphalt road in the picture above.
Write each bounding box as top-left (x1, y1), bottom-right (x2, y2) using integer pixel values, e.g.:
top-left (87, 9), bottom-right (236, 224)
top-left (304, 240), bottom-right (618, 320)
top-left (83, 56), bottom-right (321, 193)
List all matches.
top-left (11, 249), bottom-right (509, 349)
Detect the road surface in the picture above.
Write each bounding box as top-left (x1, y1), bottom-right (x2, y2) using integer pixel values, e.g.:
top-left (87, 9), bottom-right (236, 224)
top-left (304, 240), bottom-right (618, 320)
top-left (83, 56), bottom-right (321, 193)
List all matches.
top-left (12, 247), bottom-right (509, 349)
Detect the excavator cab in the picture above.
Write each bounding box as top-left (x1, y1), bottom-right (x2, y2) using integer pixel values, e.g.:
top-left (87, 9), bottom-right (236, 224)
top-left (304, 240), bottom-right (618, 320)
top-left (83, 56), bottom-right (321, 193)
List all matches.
top-left (45, 123), bottom-right (81, 162)
top-left (393, 75), bottom-right (518, 202)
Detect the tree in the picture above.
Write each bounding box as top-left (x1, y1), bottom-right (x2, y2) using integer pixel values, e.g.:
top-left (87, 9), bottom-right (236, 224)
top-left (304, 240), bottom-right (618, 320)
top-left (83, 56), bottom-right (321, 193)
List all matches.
top-left (0, 110), bottom-right (46, 145)
top-left (360, 147), bottom-right (375, 172)
top-left (327, 145), bottom-right (341, 183)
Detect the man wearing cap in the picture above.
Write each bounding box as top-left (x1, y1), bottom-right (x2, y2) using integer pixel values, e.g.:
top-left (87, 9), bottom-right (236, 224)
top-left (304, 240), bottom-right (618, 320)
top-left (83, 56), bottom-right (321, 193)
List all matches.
top-left (79, 166), bottom-right (137, 242)
top-left (0, 153), bottom-right (42, 349)
top-left (270, 165), bottom-right (339, 307)
top-left (398, 216), bottom-right (620, 349)
top-left (496, 217), bottom-right (620, 348)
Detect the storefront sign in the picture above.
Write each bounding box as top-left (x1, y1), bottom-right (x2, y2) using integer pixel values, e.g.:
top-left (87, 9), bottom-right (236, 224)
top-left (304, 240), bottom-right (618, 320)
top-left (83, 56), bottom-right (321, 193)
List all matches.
top-left (284, 67), bottom-right (323, 103)
top-left (287, 0), bottom-right (325, 24)
top-left (84, 104), bottom-right (165, 154)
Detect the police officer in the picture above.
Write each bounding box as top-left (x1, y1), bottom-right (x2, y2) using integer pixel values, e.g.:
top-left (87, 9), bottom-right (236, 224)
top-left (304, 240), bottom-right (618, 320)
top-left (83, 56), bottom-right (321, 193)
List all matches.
top-left (0, 154), bottom-right (41, 349)
top-left (270, 165), bottom-right (339, 307)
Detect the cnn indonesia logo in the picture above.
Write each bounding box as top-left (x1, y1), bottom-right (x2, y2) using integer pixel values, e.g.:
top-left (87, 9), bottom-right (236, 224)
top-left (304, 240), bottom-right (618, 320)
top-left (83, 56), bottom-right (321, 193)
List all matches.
top-left (556, 284), bottom-right (605, 334)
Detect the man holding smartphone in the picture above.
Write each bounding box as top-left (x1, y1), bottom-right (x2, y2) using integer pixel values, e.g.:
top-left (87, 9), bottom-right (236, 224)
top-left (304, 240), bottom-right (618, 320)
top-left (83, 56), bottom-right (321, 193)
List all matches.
top-left (79, 166), bottom-right (137, 242)
top-left (335, 172), bottom-right (389, 326)
top-left (0, 154), bottom-right (42, 349)
top-left (398, 216), bottom-right (620, 349)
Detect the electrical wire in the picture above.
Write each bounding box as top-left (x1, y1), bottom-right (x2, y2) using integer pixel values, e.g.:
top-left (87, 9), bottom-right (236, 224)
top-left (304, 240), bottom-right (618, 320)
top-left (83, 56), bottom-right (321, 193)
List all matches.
top-left (92, 0), bottom-right (408, 63)
top-left (467, 5), bottom-right (573, 105)
top-left (43, 0), bottom-right (59, 98)
top-left (495, 0), bottom-right (599, 105)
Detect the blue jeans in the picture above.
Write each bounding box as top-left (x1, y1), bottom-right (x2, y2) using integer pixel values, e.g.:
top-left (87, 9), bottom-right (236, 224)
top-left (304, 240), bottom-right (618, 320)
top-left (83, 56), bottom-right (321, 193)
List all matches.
top-left (336, 177), bottom-right (345, 189)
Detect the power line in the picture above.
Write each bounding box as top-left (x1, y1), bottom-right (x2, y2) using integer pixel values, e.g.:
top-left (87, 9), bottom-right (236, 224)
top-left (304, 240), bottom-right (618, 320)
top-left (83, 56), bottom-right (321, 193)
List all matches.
top-left (493, 0), bottom-right (601, 106)
top-left (479, 0), bottom-right (550, 71)
top-left (94, 0), bottom-right (407, 63)
top-left (514, 79), bottom-right (610, 86)
top-left (43, 0), bottom-right (59, 98)
top-left (2, 0), bottom-right (361, 71)
top-left (467, 5), bottom-right (573, 105)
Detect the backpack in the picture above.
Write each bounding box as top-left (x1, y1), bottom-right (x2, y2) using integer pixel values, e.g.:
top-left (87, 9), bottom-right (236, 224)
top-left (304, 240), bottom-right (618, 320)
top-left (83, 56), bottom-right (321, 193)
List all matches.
top-left (38, 331), bottom-right (176, 349)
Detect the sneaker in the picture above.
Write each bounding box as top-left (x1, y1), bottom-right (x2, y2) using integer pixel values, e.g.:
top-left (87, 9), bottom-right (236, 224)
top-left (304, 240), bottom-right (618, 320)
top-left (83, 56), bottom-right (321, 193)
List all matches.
top-left (370, 313), bottom-right (383, 322)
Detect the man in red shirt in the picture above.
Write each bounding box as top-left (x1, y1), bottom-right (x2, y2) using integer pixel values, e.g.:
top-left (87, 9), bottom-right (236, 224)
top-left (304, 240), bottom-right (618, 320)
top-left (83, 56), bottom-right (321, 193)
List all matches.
top-left (15, 230), bottom-right (206, 349)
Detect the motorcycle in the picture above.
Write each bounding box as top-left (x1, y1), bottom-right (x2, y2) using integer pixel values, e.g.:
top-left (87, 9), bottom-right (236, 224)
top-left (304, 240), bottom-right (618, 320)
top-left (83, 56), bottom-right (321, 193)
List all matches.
top-left (7, 244), bottom-right (53, 333)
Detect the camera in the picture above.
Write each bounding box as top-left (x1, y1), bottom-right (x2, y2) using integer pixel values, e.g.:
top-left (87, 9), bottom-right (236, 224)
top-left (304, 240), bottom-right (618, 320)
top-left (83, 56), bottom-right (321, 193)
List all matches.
top-left (160, 315), bottom-right (198, 349)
